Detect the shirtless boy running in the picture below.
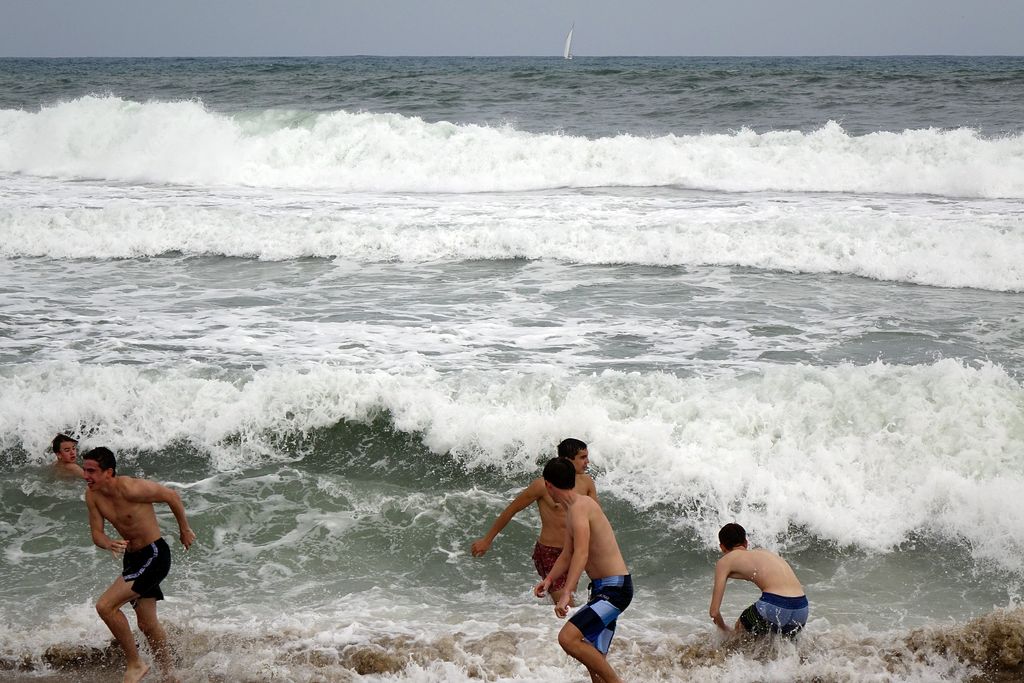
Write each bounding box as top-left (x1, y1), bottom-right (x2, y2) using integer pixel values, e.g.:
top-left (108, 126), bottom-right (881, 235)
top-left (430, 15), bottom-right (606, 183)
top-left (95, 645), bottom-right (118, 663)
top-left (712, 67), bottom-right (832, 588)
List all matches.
top-left (471, 438), bottom-right (597, 606)
top-left (533, 458), bottom-right (632, 683)
top-left (709, 523), bottom-right (809, 637)
top-left (83, 447), bottom-right (196, 683)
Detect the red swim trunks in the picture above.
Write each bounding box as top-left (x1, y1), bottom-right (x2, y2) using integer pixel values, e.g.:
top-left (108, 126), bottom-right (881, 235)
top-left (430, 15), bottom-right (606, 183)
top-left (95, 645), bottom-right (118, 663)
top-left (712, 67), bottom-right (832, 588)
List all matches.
top-left (532, 541), bottom-right (567, 592)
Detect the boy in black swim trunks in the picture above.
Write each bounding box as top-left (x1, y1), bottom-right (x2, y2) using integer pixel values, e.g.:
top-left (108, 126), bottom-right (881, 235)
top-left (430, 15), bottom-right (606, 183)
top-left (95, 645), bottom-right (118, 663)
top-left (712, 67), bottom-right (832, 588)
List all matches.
top-left (83, 447), bottom-right (196, 683)
top-left (533, 458), bottom-right (632, 683)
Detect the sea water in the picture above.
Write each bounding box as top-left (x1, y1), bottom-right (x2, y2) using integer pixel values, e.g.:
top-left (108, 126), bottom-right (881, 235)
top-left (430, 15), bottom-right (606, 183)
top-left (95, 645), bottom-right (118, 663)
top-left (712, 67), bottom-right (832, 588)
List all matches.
top-left (0, 56), bottom-right (1022, 682)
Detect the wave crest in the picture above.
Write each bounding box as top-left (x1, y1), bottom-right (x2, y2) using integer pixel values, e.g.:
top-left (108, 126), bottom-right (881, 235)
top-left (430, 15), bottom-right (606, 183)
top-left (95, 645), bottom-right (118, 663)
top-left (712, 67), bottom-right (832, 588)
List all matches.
top-left (2, 359), bottom-right (1023, 570)
top-left (3, 96), bottom-right (1024, 197)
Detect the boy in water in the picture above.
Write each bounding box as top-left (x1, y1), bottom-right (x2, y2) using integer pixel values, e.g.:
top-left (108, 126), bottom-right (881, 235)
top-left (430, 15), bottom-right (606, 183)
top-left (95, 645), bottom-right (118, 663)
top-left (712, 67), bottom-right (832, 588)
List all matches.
top-left (533, 458), bottom-right (632, 683)
top-left (52, 433), bottom-right (83, 478)
top-left (83, 447), bottom-right (196, 683)
top-left (471, 438), bottom-right (597, 606)
top-left (709, 522), bottom-right (809, 637)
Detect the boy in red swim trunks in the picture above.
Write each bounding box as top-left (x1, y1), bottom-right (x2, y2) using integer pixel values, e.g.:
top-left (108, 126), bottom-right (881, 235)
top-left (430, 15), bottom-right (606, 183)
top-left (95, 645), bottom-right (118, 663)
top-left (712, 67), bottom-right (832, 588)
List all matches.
top-left (471, 438), bottom-right (597, 606)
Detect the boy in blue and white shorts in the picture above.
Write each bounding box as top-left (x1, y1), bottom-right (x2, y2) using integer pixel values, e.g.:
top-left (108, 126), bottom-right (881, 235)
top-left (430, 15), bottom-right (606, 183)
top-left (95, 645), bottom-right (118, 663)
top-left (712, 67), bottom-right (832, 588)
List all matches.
top-left (533, 458), bottom-right (632, 683)
top-left (709, 523), bottom-right (809, 637)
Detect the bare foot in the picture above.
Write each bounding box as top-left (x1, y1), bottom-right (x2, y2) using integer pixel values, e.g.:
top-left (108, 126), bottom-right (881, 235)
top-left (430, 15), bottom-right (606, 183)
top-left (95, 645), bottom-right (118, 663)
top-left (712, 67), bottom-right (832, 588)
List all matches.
top-left (123, 660), bottom-right (150, 683)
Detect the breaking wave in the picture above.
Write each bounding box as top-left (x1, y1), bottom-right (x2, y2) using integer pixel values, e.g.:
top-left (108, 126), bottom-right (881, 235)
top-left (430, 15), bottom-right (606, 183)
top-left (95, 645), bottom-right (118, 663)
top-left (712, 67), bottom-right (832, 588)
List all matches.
top-left (2, 96), bottom-right (1024, 197)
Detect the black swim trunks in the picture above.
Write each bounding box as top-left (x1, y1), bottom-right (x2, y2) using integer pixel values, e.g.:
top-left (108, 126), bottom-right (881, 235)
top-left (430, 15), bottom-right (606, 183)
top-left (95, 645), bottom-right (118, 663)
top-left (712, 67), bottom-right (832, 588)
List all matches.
top-left (122, 538), bottom-right (171, 601)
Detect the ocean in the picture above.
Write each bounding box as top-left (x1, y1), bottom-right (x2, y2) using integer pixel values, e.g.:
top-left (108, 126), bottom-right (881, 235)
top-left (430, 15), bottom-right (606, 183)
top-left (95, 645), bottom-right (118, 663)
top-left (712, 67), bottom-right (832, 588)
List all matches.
top-left (0, 56), bottom-right (1022, 682)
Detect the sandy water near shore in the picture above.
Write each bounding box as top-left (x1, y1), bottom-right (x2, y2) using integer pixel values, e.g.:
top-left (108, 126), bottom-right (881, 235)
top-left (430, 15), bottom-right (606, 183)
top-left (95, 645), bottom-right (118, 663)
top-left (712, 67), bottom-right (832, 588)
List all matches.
top-left (2, 607), bottom-right (1021, 682)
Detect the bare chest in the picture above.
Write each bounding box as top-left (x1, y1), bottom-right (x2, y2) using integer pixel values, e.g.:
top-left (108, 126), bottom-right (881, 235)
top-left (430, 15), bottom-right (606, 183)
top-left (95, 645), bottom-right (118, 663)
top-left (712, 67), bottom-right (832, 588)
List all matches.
top-left (95, 495), bottom-right (152, 532)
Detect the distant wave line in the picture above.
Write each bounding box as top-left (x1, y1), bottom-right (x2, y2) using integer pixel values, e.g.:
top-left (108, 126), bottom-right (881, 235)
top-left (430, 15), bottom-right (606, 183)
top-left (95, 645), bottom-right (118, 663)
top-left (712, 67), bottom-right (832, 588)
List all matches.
top-left (2, 96), bottom-right (1024, 198)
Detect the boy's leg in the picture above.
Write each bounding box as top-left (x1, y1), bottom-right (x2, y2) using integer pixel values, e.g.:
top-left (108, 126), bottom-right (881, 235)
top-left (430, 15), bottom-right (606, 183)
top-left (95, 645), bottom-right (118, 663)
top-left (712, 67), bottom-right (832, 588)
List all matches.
top-left (95, 577), bottom-right (150, 683)
top-left (557, 621), bottom-right (621, 683)
top-left (133, 597), bottom-right (176, 679)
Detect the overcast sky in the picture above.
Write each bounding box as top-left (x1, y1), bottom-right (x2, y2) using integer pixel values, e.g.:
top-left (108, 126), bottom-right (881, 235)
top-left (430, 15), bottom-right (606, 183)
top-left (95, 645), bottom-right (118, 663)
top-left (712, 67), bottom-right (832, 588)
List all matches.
top-left (1, 1), bottom-right (1022, 58)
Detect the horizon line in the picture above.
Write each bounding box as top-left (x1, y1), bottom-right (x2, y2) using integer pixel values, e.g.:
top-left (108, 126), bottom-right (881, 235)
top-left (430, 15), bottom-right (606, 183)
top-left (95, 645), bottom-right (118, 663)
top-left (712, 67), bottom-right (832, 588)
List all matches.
top-left (2, 53), bottom-right (1022, 59)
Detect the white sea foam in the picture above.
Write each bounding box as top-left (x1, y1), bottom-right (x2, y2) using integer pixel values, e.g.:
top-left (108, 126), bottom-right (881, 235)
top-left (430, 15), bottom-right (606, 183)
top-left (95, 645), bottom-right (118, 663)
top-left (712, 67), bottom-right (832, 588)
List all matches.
top-left (2, 180), bottom-right (1022, 291)
top-left (2, 359), bottom-right (1022, 571)
top-left (2, 96), bottom-right (1024, 197)
top-left (4, 598), bottom-right (1020, 682)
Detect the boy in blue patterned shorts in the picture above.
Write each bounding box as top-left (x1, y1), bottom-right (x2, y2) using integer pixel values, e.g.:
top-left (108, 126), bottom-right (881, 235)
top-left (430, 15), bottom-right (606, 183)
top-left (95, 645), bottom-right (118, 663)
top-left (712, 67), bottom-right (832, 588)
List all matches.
top-left (534, 458), bottom-right (632, 683)
top-left (709, 523), bottom-right (809, 638)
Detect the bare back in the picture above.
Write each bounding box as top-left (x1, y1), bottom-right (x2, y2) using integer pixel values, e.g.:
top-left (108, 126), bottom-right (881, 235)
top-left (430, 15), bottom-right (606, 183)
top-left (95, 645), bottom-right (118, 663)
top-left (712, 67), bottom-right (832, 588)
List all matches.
top-left (86, 477), bottom-right (163, 551)
top-left (536, 473), bottom-right (596, 547)
top-left (719, 548), bottom-right (803, 597)
top-left (568, 495), bottom-right (628, 580)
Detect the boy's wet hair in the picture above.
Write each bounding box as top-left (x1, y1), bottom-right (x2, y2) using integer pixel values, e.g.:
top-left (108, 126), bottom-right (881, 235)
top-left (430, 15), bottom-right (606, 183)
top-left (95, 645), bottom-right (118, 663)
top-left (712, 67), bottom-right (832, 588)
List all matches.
top-left (719, 523), bottom-right (747, 550)
top-left (557, 438), bottom-right (587, 460)
top-left (51, 433), bottom-right (77, 454)
top-left (542, 457), bottom-right (577, 490)
top-left (83, 447), bottom-right (117, 475)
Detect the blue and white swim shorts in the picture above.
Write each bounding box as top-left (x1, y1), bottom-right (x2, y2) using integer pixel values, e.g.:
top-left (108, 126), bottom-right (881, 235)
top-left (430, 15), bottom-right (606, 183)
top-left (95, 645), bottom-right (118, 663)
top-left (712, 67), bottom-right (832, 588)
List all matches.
top-left (568, 574), bottom-right (633, 655)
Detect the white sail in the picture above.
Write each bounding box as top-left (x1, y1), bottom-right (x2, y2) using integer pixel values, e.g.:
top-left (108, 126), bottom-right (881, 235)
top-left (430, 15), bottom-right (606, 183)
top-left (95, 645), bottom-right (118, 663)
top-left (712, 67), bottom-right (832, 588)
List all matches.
top-left (563, 24), bottom-right (574, 60)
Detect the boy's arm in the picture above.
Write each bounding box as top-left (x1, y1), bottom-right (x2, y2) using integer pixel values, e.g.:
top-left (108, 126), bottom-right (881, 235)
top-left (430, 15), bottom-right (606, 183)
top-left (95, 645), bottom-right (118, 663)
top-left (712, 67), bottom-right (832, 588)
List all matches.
top-left (86, 491), bottom-right (126, 556)
top-left (561, 501), bottom-right (593, 598)
top-left (547, 523), bottom-right (575, 583)
top-left (586, 475), bottom-right (598, 504)
top-left (126, 479), bottom-right (196, 550)
top-left (709, 556), bottom-right (732, 631)
top-left (471, 479), bottom-right (542, 557)
top-left (534, 517), bottom-right (575, 599)
top-left (551, 503), bottom-right (591, 617)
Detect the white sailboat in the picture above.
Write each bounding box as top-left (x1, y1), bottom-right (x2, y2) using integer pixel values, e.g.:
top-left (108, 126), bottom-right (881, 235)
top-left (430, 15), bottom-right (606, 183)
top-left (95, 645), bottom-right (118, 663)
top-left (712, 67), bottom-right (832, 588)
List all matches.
top-left (563, 23), bottom-right (574, 60)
